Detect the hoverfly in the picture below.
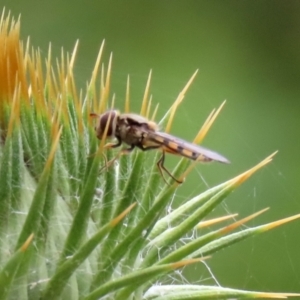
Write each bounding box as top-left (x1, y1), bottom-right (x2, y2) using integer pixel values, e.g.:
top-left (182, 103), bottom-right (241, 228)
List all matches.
top-left (90, 110), bottom-right (229, 183)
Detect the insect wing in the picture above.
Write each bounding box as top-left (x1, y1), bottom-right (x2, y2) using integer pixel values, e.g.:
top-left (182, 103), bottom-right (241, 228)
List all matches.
top-left (146, 131), bottom-right (230, 164)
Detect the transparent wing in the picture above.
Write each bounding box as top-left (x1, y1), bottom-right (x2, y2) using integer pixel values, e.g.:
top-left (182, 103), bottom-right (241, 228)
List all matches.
top-left (145, 131), bottom-right (230, 164)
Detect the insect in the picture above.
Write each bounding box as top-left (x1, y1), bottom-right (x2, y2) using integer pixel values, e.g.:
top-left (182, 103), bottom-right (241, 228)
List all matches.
top-left (90, 110), bottom-right (230, 183)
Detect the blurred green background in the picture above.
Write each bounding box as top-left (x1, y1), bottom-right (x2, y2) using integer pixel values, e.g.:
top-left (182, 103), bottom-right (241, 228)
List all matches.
top-left (5, 0), bottom-right (300, 293)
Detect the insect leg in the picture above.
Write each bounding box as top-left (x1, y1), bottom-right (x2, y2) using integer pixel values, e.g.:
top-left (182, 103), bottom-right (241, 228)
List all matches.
top-left (105, 144), bottom-right (136, 170)
top-left (99, 151), bottom-right (121, 173)
top-left (120, 144), bottom-right (135, 155)
top-left (136, 144), bottom-right (182, 184)
top-left (157, 151), bottom-right (183, 184)
top-left (99, 144), bottom-right (135, 175)
top-left (99, 138), bottom-right (125, 174)
top-left (104, 137), bottom-right (122, 149)
top-left (137, 145), bottom-right (161, 151)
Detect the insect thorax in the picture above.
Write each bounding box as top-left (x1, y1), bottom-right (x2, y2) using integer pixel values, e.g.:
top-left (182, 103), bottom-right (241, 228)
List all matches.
top-left (115, 119), bottom-right (143, 146)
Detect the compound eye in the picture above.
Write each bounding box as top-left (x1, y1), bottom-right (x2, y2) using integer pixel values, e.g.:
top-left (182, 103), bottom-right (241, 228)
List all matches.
top-left (97, 110), bottom-right (118, 139)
